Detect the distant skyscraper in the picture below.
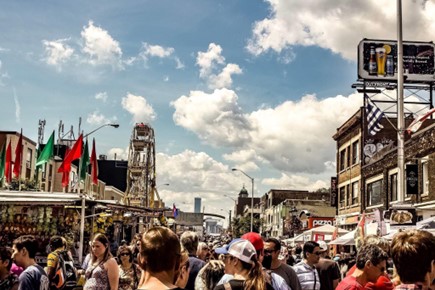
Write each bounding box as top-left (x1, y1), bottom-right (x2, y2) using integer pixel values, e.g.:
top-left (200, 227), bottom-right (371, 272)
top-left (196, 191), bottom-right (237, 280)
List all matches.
top-left (194, 197), bottom-right (201, 213)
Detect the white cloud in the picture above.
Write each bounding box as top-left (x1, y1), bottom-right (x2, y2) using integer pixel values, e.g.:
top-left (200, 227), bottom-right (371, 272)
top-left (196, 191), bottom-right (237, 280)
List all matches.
top-left (156, 150), bottom-right (244, 214)
top-left (262, 173), bottom-right (329, 191)
top-left (13, 88), bottom-right (20, 123)
top-left (95, 92), bottom-right (108, 102)
top-left (171, 88), bottom-right (252, 147)
top-left (86, 110), bottom-right (110, 125)
top-left (121, 93), bottom-right (156, 123)
top-left (172, 89), bottom-right (362, 174)
top-left (107, 147), bottom-right (129, 160)
top-left (196, 43), bottom-right (242, 89)
top-left (81, 21), bottom-right (123, 69)
top-left (139, 42), bottom-right (183, 69)
top-left (247, 0), bottom-right (435, 61)
top-left (42, 38), bottom-right (74, 68)
top-left (0, 60), bottom-right (9, 86)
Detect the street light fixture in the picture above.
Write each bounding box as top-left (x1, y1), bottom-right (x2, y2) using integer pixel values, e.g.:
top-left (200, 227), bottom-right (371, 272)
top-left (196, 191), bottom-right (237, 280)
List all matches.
top-left (83, 123), bottom-right (119, 139)
top-left (231, 168), bottom-right (254, 232)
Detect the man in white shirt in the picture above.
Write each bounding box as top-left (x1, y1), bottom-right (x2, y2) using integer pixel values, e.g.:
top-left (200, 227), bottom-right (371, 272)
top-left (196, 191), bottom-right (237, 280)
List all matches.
top-left (293, 241), bottom-right (321, 290)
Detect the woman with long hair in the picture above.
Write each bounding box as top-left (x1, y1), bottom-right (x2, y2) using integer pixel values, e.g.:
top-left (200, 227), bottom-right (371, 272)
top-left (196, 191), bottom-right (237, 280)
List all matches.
top-left (194, 259), bottom-right (225, 290)
top-left (118, 245), bottom-right (141, 290)
top-left (84, 234), bottom-right (119, 290)
top-left (213, 239), bottom-right (272, 290)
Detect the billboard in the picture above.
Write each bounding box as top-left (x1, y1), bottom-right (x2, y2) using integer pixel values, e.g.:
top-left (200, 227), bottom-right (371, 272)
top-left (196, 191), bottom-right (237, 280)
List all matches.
top-left (358, 39), bottom-right (435, 83)
top-left (175, 212), bottom-right (204, 226)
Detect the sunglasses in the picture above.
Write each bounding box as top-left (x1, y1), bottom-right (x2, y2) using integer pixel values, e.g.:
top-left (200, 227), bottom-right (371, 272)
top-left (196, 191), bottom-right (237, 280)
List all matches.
top-left (264, 249), bottom-right (276, 254)
top-left (120, 253), bottom-right (130, 257)
top-left (311, 251), bottom-right (322, 256)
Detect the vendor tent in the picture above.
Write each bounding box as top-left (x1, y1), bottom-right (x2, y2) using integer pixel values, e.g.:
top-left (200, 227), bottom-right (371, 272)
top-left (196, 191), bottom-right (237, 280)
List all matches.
top-left (328, 230), bottom-right (356, 245)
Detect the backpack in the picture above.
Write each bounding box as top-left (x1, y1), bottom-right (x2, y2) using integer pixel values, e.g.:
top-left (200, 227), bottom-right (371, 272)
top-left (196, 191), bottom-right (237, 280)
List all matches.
top-left (51, 250), bottom-right (78, 290)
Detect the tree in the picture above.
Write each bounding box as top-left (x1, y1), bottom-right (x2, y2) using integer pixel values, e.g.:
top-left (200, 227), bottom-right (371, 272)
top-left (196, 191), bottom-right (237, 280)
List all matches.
top-left (231, 215), bottom-right (264, 236)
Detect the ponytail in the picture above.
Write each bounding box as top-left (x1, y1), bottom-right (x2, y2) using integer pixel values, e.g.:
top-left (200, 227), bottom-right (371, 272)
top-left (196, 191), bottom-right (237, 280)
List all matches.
top-left (241, 256), bottom-right (266, 290)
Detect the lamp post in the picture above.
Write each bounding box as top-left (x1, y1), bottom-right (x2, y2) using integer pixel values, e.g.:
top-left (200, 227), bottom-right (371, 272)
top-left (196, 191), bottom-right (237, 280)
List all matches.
top-left (78, 123), bottom-right (119, 262)
top-left (221, 209), bottom-right (232, 233)
top-left (232, 168), bottom-right (254, 232)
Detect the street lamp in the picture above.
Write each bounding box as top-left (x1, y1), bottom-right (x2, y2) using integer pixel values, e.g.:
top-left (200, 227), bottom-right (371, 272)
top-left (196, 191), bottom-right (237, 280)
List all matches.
top-left (221, 209), bottom-right (232, 232)
top-left (79, 123), bottom-right (119, 262)
top-left (232, 168), bottom-right (254, 232)
top-left (83, 123), bottom-right (119, 138)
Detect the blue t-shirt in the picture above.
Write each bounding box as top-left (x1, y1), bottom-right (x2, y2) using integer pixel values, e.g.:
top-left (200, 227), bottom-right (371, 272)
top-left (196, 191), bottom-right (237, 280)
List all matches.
top-left (18, 264), bottom-right (49, 290)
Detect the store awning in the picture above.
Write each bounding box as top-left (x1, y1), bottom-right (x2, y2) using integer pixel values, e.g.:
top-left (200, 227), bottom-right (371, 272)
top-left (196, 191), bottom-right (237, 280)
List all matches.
top-left (0, 191), bottom-right (82, 204)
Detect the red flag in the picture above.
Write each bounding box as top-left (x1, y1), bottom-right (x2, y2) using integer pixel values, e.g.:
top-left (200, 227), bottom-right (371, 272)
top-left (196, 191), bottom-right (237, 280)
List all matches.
top-left (5, 141), bottom-right (12, 183)
top-left (58, 134), bottom-right (83, 173)
top-left (90, 138), bottom-right (98, 185)
top-left (62, 147), bottom-right (71, 188)
top-left (13, 131), bottom-right (23, 178)
top-left (407, 107), bottom-right (435, 134)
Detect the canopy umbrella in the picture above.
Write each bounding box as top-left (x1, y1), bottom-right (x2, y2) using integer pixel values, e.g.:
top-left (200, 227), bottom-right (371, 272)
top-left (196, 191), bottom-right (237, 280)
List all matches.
top-left (328, 230), bottom-right (356, 245)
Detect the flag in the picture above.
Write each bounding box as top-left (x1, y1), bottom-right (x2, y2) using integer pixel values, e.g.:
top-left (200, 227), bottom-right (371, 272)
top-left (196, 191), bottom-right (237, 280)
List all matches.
top-left (173, 203), bottom-right (179, 218)
top-left (365, 94), bottom-right (385, 136)
top-left (36, 131), bottom-right (55, 167)
top-left (58, 134), bottom-right (83, 173)
top-left (354, 212), bottom-right (366, 251)
top-left (79, 139), bottom-right (90, 181)
top-left (0, 142), bottom-right (6, 181)
top-left (90, 138), bottom-right (98, 185)
top-left (13, 131), bottom-right (23, 178)
top-left (406, 107), bottom-right (435, 134)
top-left (5, 141), bottom-right (12, 183)
top-left (62, 147), bottom-right (71, 188)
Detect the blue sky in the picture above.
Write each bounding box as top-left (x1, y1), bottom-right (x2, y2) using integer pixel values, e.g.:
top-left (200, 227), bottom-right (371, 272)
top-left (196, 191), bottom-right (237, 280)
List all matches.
top-left (1, 0), bottom-right (434, 222)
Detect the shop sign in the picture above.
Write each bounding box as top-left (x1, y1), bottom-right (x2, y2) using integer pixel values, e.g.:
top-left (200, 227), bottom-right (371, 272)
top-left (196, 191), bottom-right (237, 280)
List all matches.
top-left (406, 164), bottom-right (419, 195)
top-left (345, 215), bottom-right (359, 225)
top-left (384, 207), bottom-right (417, 228)
top-left (308, 217), bottom-right (334, 229)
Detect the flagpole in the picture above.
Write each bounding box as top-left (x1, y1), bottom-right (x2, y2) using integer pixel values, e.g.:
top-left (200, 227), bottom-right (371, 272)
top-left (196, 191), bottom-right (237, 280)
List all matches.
top-left (397, 0), bottom-right (405, 203)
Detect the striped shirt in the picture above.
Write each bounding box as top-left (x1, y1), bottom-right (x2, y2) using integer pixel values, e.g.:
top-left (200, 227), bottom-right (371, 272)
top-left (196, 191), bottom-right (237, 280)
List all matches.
top-left (293, 261), bottom-right (320, 290)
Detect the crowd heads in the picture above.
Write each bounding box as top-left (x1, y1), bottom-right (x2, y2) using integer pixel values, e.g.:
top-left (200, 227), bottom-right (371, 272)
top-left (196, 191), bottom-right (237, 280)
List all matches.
top-left (391, 229), bottom-right (435, 285)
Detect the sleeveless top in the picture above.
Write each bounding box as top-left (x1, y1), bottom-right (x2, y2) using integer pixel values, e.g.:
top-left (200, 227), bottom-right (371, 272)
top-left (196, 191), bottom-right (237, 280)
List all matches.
top-left (84, 261), bottom-right (110, 290)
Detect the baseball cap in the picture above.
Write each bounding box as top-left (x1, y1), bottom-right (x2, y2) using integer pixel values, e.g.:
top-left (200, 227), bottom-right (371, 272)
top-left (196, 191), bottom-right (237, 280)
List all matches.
top-left (241, 232), bottom-right (264, 251)
top-left (215, 239), bottom-right (257, 264)
top-left (317, 241), bottom-right (328, 252)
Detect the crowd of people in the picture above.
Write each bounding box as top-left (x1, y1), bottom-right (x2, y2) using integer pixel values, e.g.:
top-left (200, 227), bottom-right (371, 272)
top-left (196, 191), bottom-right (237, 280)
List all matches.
top-left (0, 227), bottom-right (434, 290)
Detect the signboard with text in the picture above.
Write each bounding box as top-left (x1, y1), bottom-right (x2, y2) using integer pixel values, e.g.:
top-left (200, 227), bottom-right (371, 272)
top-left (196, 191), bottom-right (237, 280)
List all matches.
top-left (330, 177), bottom-right (337, 207)
top-left (406, 164), bottom-right (419, 195)
top-left (358, 39), bottom-right (435, 83)
top-left (308, 217), bottom-right (334, 229)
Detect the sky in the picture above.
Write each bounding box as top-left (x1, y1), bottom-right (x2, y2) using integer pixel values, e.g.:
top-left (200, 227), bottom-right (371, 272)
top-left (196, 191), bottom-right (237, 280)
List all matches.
top-left (1, 0), bottom-right (435, 226)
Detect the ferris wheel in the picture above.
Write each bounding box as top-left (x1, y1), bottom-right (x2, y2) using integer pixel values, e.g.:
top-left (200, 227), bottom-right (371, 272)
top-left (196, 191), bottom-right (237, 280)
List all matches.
top-left (124, 123), bottom-right (159, 208)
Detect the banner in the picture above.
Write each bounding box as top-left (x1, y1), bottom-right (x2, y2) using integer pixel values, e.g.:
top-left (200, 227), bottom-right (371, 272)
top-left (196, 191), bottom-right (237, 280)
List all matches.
top-left (330, 177), bottom-right (337, 207)
top-left (406, 164), bottom-right (419, 195)
top-left (358, 39), bottom-right (435, 83)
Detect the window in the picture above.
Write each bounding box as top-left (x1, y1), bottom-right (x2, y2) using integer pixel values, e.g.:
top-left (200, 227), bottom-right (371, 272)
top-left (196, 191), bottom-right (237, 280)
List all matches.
top-left (352, 181), bottom-right (359, 204)
top-left (352, 141), bottom-right (359, 165)
top-left (346, 147), bottom-right (351, 169)
top-left (367, 179), bottom-right (383, 206)
top-left (339, 187), bottom-right (345, 208)
top-left (390, 174), bottom-right (397, 202)
top-left (339, 150), bottom-right (346, 171)
top-left (346, 184), bottom-right (351, 206)
top-left (422, 161), bottom-right (429, 195)
top-left (26, 148), bottom-right (32, 168)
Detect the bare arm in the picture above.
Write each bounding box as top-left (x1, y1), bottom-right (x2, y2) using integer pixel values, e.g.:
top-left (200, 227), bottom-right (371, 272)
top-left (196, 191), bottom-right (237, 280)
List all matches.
top-left (105, 258), bottom-right (119, 290)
